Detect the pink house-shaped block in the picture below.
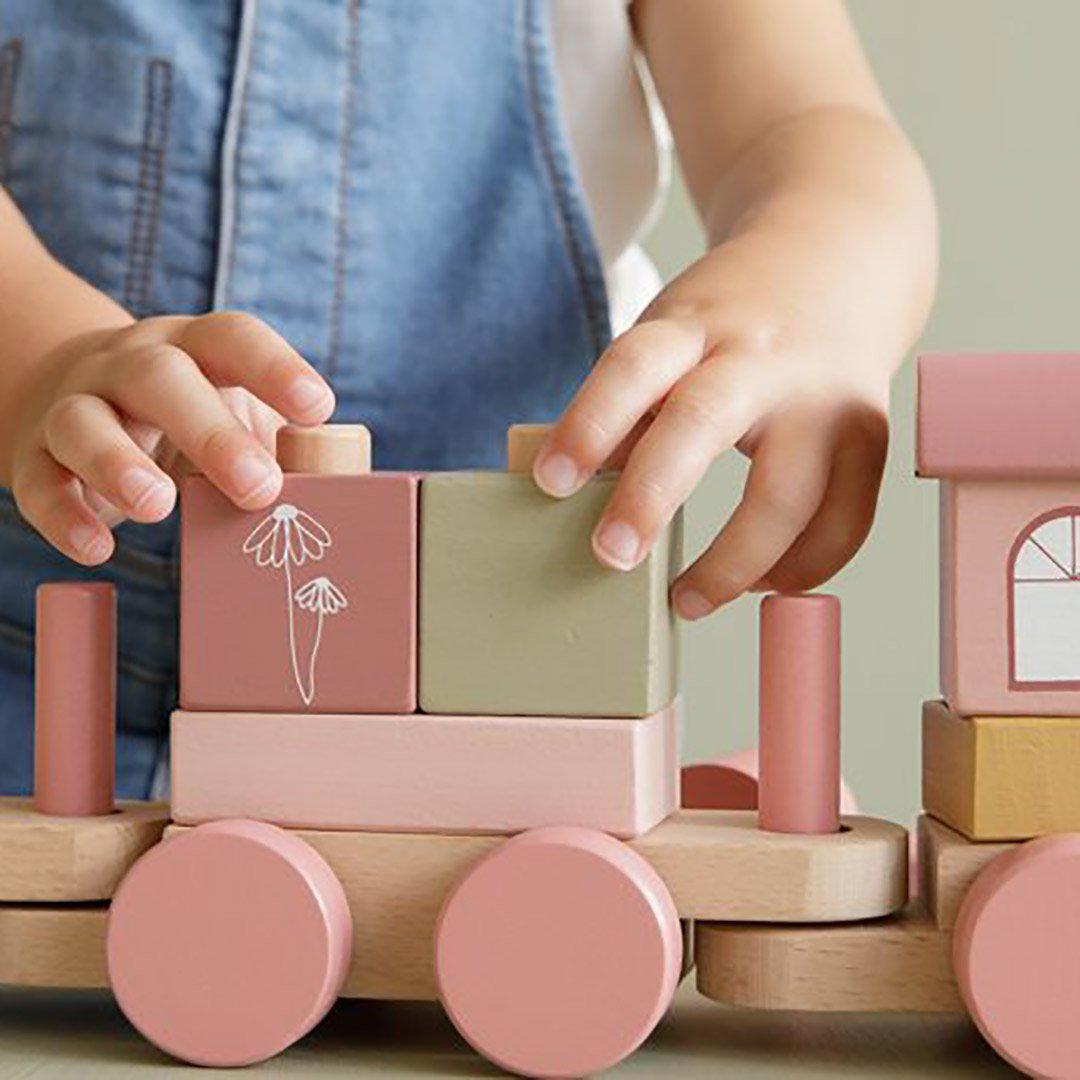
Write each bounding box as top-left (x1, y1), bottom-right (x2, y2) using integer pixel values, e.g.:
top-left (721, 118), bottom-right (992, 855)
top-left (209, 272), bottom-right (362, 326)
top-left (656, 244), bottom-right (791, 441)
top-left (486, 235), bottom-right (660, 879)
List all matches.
top-left (918, 353), bottom-right (1080, 715)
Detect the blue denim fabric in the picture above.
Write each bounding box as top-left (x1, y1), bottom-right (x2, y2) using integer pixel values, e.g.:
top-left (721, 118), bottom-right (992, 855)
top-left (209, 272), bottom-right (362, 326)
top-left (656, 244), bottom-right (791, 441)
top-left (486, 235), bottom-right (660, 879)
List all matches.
top-left (0, 0), bottom-right (610, 797)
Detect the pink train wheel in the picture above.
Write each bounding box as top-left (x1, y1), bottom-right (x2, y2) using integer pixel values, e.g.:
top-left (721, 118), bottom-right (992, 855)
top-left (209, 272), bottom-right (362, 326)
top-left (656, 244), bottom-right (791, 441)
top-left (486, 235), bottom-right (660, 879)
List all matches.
top-left (954, 834), bottom-right (1080, 1079)
top-left (107, 819), bottom-right (352, 1067)
top-left (435, 826), bottom-right (682, 1079)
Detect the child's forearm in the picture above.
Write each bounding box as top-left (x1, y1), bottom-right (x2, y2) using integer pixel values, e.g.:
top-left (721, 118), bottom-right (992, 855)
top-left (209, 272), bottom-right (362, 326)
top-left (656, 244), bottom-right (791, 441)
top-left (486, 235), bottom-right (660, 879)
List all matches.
top-left (0, 189), bottom-right (133, 483)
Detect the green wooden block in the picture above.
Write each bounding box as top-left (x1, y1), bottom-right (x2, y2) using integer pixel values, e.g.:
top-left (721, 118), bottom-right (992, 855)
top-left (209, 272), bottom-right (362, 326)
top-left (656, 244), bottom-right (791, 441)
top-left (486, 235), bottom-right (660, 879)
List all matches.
top-left (419, 472), bottom-right (681, 717)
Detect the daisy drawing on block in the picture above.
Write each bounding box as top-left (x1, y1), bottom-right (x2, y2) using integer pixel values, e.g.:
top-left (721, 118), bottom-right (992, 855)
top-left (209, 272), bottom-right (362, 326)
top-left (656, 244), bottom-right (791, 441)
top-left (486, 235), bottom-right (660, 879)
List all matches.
top-left (242, 503), bottom-right (348, 706)
top-left (294, 576), bottom-right (348, 704)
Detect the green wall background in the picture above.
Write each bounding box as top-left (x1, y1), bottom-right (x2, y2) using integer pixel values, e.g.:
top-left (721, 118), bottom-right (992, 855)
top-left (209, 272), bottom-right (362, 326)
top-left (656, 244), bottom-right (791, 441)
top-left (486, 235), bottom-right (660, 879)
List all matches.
top-left (643, 1), bottom-right (1080, 822)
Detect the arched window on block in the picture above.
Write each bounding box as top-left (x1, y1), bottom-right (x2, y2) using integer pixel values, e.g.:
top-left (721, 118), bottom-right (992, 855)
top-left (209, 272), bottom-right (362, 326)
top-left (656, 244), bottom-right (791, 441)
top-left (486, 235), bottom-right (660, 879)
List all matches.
top-left (1011, 509), bottom-right (1080, 687)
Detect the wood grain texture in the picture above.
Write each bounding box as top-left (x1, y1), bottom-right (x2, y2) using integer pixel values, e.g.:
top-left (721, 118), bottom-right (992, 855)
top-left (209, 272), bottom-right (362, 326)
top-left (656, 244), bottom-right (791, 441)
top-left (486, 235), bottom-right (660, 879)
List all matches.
top-left (0, 799), bottom-right (169, 902)
top-left (923, 699), bottom-right (1080, 839)
top-left (505, 423), bottom-right (551, 473)
top-left (0, 808), bottom-right (906, 999)
top-left (164, 811), bottom-right (905, 1002)
top-left (0, 904), bottom-right (108, 988)
top-left (631, 810), bottom-right (908, 922)
top-left (695, 906), bottom-right (962, 1013)
top-left (918, 815), bottom-right (1016, 930)
top-left (276, 424), bottom-right (371, 475)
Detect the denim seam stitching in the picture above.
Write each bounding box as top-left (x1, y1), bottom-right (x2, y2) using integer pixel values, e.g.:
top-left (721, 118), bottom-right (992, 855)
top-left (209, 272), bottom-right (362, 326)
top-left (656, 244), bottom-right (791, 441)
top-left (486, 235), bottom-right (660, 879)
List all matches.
top-left (212, 0), bottom-right (260, 311)
top-left (123, 58), bottom-right (173, 317)
top-left (326, 0), bottom-right (361, 378)
top-left (520, 0), bottom-right (611, 358)
top-left (0, 38), bottom-right (23, 185)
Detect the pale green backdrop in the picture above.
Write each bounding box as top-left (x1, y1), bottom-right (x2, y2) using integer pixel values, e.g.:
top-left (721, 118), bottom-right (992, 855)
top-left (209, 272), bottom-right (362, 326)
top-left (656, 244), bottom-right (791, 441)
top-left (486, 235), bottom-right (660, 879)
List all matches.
top-left (644, 0), bottom-right (1080, 823)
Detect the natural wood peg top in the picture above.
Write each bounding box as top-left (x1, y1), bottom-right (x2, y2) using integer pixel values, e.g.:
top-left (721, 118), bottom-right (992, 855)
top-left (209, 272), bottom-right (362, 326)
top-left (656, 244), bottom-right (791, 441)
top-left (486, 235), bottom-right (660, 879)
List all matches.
top-left (276, 424), bottom-right (372, 475)
top-left (506, 423), bottom-right (553, 473)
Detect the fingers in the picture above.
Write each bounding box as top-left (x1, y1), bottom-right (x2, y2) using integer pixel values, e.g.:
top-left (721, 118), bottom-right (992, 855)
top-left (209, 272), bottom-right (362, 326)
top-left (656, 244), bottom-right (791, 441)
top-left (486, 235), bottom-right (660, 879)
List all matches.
top-left (42, 394), bottom-right (176, 524)
top-left (174, 312), bottom-right (334, 425)
top-left (11, 447), bottom-right (114, 566)
top-left (591, 355), bottom-right (769, 570)
top-left (671, 410), bottom-right (835, 619)
top-left (533, 319), bottom-right (706, 497)
top-left (755, 407), bottom-right (888, 593)
top-left (91, 345), bottom-right (283, 510)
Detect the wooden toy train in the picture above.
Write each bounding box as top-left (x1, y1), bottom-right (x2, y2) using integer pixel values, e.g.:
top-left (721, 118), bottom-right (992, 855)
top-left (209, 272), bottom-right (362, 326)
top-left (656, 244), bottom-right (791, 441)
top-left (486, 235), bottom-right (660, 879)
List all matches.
top-left (2, 352), bottom-right (1079, 1078)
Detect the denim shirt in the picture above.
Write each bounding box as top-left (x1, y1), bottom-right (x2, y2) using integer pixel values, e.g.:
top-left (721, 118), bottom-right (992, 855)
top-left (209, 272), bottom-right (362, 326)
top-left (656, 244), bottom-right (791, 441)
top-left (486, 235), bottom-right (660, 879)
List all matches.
top-left (0, 0), bottom-right (610, 796)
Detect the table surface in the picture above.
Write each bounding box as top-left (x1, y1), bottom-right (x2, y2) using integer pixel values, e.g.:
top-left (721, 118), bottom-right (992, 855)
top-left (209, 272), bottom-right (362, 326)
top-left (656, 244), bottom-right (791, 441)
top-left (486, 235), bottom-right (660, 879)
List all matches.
top-left (0, 982), bottom-right (1018, 1078)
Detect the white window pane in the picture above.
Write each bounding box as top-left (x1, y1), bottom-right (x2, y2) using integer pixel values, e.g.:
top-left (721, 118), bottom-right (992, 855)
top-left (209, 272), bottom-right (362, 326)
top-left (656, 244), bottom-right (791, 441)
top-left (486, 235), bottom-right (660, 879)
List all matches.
top-left (1015, 538), bottom-right (1071, 580)
top-left (1029, 514), bottom-right (1075, 574)
top-left (1014, 581), bottom-right (1080, 682)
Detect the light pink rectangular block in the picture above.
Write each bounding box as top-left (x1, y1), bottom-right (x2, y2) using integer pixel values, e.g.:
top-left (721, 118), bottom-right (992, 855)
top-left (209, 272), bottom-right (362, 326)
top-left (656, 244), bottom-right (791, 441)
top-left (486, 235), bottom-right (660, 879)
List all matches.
top-left (918, 353), bottom-right (1080, 478)
top-left (943, 478), bottom-right (1080, 714)
top-left (180, 473), bottom-right (417, 714)
top-left (170, 703), bottom-right (680, 839)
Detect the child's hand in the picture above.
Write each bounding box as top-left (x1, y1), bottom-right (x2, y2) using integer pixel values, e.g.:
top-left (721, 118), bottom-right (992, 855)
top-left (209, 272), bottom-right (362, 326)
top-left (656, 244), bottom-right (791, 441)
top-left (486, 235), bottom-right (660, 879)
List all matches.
top-left (8, 312), bottom-right (334, 565)
top-left (526, 0), bottom-right (935, 619)
top-left (532, 261), bottom-right (891, 620)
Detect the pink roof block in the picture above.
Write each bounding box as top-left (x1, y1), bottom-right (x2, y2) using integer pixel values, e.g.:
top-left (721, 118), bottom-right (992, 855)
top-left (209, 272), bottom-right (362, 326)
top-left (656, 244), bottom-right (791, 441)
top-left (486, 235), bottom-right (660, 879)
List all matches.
top-left (918, 353), bottom-right (1080, 478)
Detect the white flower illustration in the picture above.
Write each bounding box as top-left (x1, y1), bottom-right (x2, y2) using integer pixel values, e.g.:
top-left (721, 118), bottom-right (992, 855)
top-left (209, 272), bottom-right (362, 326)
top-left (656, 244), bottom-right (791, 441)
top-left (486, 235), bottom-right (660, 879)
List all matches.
top-left (242, 503), bottom-right (331, 568)
top-left (294, 576), bottom-right (348, 616)
top-left (292, 576), bottom-right (347, 703)
top-left (242, 504), bottom-right (343, 706)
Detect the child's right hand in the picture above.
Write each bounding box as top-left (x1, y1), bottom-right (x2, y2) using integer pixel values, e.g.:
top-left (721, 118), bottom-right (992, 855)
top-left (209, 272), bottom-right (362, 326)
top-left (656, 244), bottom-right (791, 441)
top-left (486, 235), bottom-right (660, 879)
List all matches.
top-left (8, 312), bottom-right (334, 566)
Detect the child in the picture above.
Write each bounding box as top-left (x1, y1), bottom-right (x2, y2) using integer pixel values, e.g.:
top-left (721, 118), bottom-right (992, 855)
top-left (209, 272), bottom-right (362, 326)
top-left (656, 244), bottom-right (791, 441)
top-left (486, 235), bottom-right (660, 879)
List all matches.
top-left (0, 0), bottom-right (937, 797)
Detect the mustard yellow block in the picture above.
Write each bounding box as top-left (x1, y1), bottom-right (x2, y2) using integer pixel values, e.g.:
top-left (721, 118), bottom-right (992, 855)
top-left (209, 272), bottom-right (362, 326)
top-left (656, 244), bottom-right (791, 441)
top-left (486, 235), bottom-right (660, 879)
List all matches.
top-left (923, 700), bottom-right (1080, 840)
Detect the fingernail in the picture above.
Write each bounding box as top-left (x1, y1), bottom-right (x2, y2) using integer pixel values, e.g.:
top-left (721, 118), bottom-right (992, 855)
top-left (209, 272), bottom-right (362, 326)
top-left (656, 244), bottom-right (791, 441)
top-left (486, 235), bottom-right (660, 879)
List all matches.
top-left (287, 376), bottom-right (333, 417)
top-left (534, 452), bottom-right (581, 497)
top-left (593, 521), bottom-right (642, 570)
top-left (674, 587), bottom-right (713, 621)
top-left (118, 466), bottom-right (171, 513)
top-left (229, 452), bottom-right (280, 502)
top-left (69, 523), bottom-right (110, 563)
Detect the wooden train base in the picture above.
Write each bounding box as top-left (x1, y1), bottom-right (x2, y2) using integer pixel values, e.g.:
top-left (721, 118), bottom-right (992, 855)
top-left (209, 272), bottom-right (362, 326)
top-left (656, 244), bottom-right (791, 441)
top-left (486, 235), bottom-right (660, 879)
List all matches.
top-left (10, 788), bottom-right (1079, 1078)
top-left (7, 797), bottom-right (1077, 1078)
top-left (0, 800), bottom-right (907, 1001)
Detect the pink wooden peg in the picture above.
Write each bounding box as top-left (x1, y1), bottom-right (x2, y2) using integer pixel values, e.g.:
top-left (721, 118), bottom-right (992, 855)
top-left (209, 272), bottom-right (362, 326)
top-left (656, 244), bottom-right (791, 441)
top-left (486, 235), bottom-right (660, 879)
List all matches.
top-left (34, 582), bottom-right (116, 817)
top-left (758, 592), bottom-right (840, 834)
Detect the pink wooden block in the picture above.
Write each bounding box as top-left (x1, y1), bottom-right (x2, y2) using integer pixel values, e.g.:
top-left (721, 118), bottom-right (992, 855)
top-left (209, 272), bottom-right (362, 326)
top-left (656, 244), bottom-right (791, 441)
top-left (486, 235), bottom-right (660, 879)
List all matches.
top-left (918, 353), bottom-right (1080, 479)
top-left (954, 834), bottom-right (1080, 1079)
top-left (180, 473), bottom-right (417, 714)
top-left (170, 702), bottom-right (679, 839)
top-left (107, 819), bottom-right (352, 1067)
top-left (680, 747), bottom-right (859, 814)
top-left (758, 593), bottom-right (841, 834)
top-left (940, 478), bottom-right (1080, 714)
top-left (681, 749), bottom-right (759, 809)
top-left (435, 826), bottom-right (682, 1078)
top-left (34, 582), bottom-right (115, 817)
